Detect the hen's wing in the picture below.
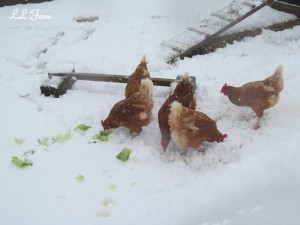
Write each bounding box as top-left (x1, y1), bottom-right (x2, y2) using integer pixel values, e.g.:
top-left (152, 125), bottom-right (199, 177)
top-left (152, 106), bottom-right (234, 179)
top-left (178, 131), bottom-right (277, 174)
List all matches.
top-left (109, 96), bottom-right (146, 123)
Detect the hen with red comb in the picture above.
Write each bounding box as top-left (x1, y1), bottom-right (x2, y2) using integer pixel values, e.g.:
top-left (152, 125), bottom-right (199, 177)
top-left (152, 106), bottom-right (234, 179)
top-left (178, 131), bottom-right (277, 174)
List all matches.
top-left (220, 65), bottom-right (284, 129)
top-left (168, 101), bottom-right (227, 154)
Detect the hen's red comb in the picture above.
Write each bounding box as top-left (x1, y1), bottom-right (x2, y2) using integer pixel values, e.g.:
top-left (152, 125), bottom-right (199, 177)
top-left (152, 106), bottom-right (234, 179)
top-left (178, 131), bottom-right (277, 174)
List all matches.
top-left (216, 134), bottom-right (228, 143)
top-left (101, 120), bottom-right (109, 130)
top-left (220, 83), bottom-right (228, 94)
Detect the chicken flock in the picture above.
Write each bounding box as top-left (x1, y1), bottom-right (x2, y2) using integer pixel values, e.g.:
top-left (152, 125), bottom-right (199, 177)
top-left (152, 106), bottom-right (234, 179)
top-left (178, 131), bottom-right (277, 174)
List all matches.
top-left (101, 56), bottom-right (284, 154)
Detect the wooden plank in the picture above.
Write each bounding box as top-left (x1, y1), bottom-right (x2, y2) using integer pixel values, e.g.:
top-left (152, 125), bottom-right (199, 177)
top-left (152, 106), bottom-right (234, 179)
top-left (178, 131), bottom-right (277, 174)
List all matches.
top-left (270, 0), bottom-right (300, 17)
top-left (42, 73), bottom-right (197, 97)
top-left (162, 0), bottom-right (273, 63)
top-left (48, 72), bottom-right (176, 87)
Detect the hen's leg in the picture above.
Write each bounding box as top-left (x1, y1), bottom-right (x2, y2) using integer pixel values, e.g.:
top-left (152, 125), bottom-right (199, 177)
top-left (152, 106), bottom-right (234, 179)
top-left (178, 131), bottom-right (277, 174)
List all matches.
top-left (180, 148), bottom-right (188, 156)
top-left (197, 146), bottom-right (206, 152)
top-left (254, 117), bottom-right (261, 130)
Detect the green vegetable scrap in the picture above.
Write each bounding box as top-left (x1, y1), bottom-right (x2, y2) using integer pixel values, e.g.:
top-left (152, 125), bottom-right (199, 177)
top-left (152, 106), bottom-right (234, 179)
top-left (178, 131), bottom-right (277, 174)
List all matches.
top-left (116, 148), bottom-right (131, 161)
top-left (109, 184), bottom-right (117, 191)
top-left (14, 138), bottom-right (24, 146)
top-left (91, 129), bottom-right (113, 143)
top-left (76, 174), bottom-right (85, 182)
top-left (92, 134), bottom-right (109, 142)
top-left (12, 156), bottom-right (33, 168)
top-left (75, 124), bottom-right (92, 132)
top-left (38, 137), bottom-right (51, 146)
top-left (53, 130), bottom-right (72, 144)
top-left (100, 130), bottom-right (113, 136)
top-left (182, 157), bottom-right (189, 165)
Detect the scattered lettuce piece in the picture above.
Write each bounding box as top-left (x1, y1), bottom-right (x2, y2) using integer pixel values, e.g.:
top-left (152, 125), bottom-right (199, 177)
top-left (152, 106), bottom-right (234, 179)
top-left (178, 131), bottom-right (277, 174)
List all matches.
top-left (76, 174), bottom-right (85, 182)
top-left (90, 129), bottom-right (113, 143)
top-left (75, 124), bottom-right (91, 132)
top-left (92, 134), bottom-right (108, 142)
top-left (38, 137), bottom-right (51, 146)
top-left (100, 129), bottom-right (113, 136)
top-left (53, 130), bottom-right (72, 144)
top-left (131, 182), bottom-right (136, 186)
top-left (14, 138), bottom-right (24, 145)
top-left (182, 157), bottom-right (189, 165)
top-left (12, 156), bottom-right (33, 168)
top-left (109, 184), bottom-right (117, 190)
top-left (116, 148), bottom-right (131, 161)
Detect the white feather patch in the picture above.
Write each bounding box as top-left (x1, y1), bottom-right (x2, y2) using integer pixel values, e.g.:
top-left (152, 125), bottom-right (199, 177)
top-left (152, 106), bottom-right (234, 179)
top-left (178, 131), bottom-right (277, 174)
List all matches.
top-left (139, 112), bottom-right (148, 120)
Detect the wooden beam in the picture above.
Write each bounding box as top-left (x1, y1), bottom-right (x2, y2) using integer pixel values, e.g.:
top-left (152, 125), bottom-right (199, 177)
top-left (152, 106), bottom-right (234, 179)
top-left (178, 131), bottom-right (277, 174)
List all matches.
top-left (48, 72), bottom-right (177, 87)
top-left (41, 72), bottom-right (197, 97)
top-left (185, 18), bottom-right (300, 56)
top-left (270, 0), bottom-right (300, 17)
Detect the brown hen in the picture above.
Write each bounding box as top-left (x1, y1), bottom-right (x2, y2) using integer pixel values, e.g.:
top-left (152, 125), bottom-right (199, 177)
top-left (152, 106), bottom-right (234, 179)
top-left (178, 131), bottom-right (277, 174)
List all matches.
top-left (168, 101), bottom-right (227, 154)
top-left (101, 78), bottom-right (153, 134)
top-left (125, 55), bottom-right (150, 99)
top-left (158, 73), bottom-right (196, 151)
top-left (220, 65), bottom-right (284, 129)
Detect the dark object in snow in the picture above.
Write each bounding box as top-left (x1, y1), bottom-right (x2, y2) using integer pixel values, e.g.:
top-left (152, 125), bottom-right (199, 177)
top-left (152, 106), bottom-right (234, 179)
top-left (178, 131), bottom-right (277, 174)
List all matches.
top-left (0, 0), bottom-right (53, 7)
top-left (40, 72), bottom-right (196, 98)
top-left (40, 76), bottom-right (76, 98)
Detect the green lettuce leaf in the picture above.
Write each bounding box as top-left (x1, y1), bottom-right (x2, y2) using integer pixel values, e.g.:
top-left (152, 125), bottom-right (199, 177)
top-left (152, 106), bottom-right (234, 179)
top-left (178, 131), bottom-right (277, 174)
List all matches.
top-left (53, 130), bottom-right (72, 144)
top-left (14, 138), bottom-right (24, 145)
top-left (12, 156), bottom-right (33, 168)
top-left (75, 124), bottom-right (92, 132)
top-left (38, 137), bottom-right (51, 146)
top-left (116, 148), bottom-right (131, 161)
top-left (109, 184), bottom-right (117, 190)
top-left (76, 174), bottom-right (85, 182)
top-left (100, 129), bottom-right (113, 136)
top-left (92, 134), bottom-right (109, 142)
top-left (91, 129), bottom-right (113, 143)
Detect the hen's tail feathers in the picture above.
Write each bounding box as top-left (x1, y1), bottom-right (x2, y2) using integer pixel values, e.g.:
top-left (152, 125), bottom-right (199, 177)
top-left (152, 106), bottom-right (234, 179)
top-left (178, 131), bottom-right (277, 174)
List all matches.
top-left (265, 65), bottom-right (284, 93)
top-left (182, 72), bottom-right (190, 81)
top-left (179, 73), bottom-right (194, 86)
top-left (140, 78), bottom-right (153, 97)
top-left (140, 55), bottom-right (147, 66)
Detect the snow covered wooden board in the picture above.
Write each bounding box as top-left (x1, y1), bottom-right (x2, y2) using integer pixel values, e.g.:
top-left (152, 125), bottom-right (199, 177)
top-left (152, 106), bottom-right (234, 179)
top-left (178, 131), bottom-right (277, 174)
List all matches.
top-left (41, 72), bottom-right (197, 97)
top-left (162, 0), bottom-right (273, 63)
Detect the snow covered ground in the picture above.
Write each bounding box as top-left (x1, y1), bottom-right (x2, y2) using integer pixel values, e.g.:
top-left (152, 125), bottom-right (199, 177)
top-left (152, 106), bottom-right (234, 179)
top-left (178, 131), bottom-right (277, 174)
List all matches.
top-left (0, 0), bottom-right (300, 224)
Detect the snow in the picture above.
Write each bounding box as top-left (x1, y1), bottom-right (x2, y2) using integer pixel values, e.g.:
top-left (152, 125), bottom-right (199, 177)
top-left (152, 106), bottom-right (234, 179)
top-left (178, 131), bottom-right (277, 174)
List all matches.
top-left (0, 0), bottom-right (300, 225)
